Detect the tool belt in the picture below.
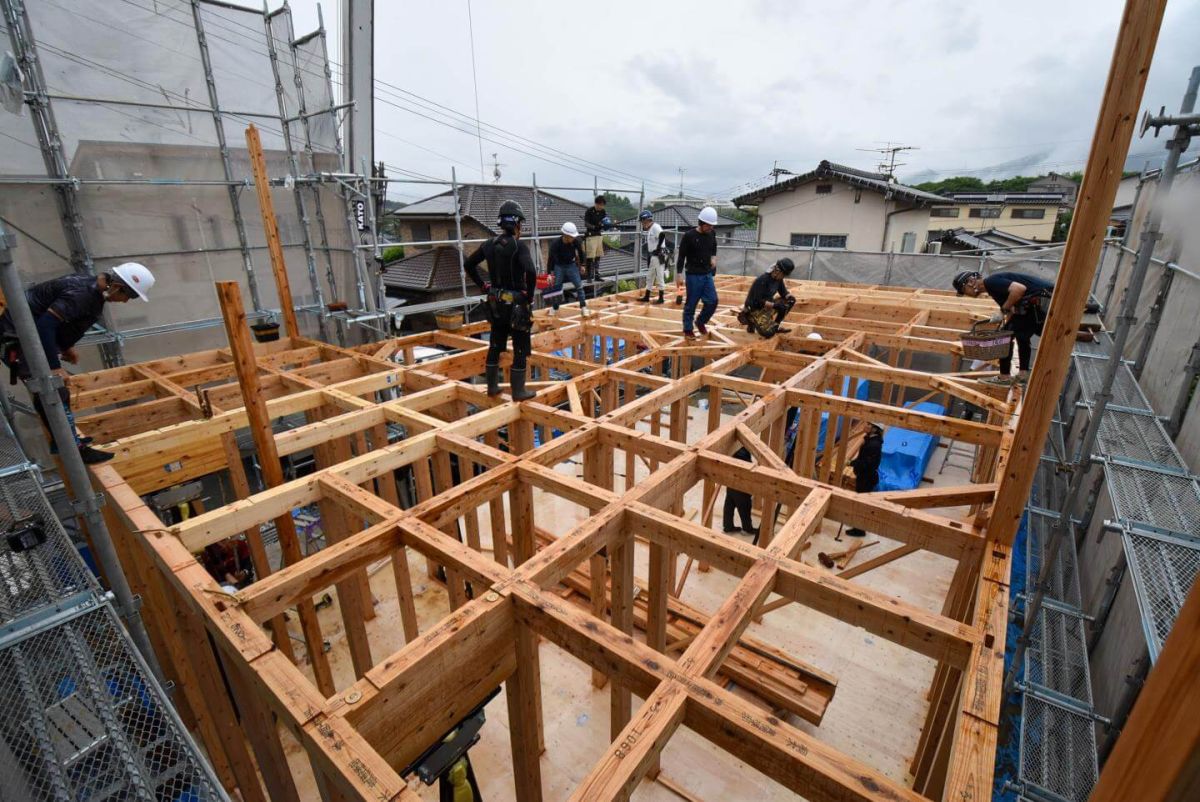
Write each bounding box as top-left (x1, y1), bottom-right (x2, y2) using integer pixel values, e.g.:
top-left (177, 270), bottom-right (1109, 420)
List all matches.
top-left (486, 289), bottom-right (532, 332)
top-left (0, 335), bottom-right (27, 385)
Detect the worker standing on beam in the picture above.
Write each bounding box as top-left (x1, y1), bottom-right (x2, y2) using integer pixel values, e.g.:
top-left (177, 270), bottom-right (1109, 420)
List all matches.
top-left (0, 263), bottom-right (156, 464)
top-left (738, 257), bottom-right (796, 337)
top-left (680, 206), bottom-right (721, 339)
top-left (464, 200), bottom-right (537, 401)
top-left (582, 195), bottom-right (610, 277)
top-left (638, 210), bottom-right (667, 304)
top-left (546, 221), bottom-right (589, 317)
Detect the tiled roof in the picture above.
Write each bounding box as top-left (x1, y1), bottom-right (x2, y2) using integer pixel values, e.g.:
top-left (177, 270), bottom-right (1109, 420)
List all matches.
top-left (387, 183), bottom-right (590, 234)
top-left (934, 227), bottom-right (1043, 250)
top-left (732, 160), bottom-right (947, 206)
top-left (614, 204), bottom-right (741, 230)
top-left (381, 247), bottom-right (467, 293)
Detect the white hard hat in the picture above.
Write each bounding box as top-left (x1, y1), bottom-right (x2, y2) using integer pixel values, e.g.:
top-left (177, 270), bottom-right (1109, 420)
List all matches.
top-left (111, 262), bottom-right (155, 302)
top-left (805, 332), bottom-right (823, 341)
top-left (697, 206), bottom-right (719, 226)
top-left (561, 221), bottom-right (579, 237)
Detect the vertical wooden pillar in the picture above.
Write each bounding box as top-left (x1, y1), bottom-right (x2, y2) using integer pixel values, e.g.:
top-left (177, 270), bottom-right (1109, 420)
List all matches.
top-left (245, 124), bottom-right (299, 339)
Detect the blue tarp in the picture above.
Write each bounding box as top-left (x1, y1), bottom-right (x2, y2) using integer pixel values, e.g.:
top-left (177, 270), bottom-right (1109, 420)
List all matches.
top-left (876, 401), bottom-right (944, 491)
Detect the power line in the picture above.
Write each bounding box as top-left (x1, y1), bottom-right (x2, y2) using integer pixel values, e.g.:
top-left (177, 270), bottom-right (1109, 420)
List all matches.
top-left (465, 0), bottom-right (486, 183)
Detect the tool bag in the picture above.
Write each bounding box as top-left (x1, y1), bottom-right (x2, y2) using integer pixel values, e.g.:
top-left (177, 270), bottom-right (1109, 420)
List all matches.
top-left (960, 321), bottom-right (1013, 360)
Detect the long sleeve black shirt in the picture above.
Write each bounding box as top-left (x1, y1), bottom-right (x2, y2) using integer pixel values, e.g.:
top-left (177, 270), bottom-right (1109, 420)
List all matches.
top-left (678, 228), bottom-right (717, 275)
top-left (463, 234), bottom-right (537, 297)
top-left (583, 206), bottom-right (607, 236)
top-left (0, 274), bottom-right (106, 369)
top-left (547, 236), bottom-right (585, 268)
top-left (851, 432), bottom-right (884, 476)
top-left (744, 272), bottom-right (787, 310)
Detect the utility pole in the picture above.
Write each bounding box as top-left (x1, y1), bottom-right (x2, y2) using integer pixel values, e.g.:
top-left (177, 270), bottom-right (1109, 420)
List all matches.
top-left (677, 167), bottom-right (686, 200)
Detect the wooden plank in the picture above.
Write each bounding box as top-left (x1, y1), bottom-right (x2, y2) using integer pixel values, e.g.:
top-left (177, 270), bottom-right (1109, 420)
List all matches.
top-left (987, 0), bottom-right (1168, 546)
top-left (245, 124), bottom-right (299, 338)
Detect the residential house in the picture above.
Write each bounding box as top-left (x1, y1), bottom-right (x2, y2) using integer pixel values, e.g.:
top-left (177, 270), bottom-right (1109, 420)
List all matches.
top-left (931, 227), bottom-right (1043, 255)
top-left (1028, 172), bottom-right (1079, 205)
top-left (934, 192), bottom-right (1066, 242)
top-left (614, 204), bottom-right (743, 250)
top-left (384, 183), bottom-right (598, 268)
top-left (731, 161), bottom-right (948, 253)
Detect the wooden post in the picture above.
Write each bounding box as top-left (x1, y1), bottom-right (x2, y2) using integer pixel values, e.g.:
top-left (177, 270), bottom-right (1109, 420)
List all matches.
top-left (215, 280), bottom-right (335, 696)
top-left (988, 0), bottom-right (1168, 545)
top-left (245, 124), bottom-right (300, 339)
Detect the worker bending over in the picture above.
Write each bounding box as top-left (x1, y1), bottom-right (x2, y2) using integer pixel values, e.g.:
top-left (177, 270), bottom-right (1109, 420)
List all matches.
top-left (680, 206), bottom-right (720, 338)
top-left (546, 222), bottom-right (589, 316)
top-left (845, 423), bottom-right (884, 537)
top-left (952, 270), bottom-right (1099, 387)
top-left (638, 210), bottom-right (667, 304)
top-left (465, 200), bottom-right (537, 401)
top-left (0, 263), bottom-right (156, 464)
top-left (738, 257), bottom-right (796, 337)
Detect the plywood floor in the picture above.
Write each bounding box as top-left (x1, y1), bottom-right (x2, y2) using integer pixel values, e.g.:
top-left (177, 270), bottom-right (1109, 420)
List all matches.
top-left (277, 403), bottom-right (975, 801)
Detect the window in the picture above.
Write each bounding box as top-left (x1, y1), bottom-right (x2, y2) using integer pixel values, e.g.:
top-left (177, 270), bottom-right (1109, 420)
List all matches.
top-left (1011, 208), bottom-right (1046, 219)
top-left (969, 207), bottom-right (1002, 219)
top-left (409, 222), bottom-right (432, 243)
top-left (815, 184), bottom-right (833, 195)
top-left (790, 233), bottom-right (846, 249)
top-left (930, 207), bottom-right (960, 218)
top-left (900, 232), bottom-right (917, 253)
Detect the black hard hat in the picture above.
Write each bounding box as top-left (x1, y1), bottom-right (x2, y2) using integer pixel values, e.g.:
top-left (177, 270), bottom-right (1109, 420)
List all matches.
top-left (498, 199), bottom-right (525, 227)
top-left (953, 271), bottom-right (981, 296)
top-left (775, 257), bottom-right (796, 275)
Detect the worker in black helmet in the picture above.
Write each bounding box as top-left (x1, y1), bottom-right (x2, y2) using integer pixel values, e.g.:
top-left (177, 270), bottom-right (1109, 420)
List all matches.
top-left (582, 195), bottom-right (611, 276)
top-left (737, 257), bottom-right (796, 337)
top-left (464, 200), bottom-right (537, 401)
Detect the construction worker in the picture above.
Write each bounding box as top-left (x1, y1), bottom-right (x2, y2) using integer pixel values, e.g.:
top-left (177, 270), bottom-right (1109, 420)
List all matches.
top-left (680, 206), bottom-right (720, 339)
top-left (464, 200), bottom-right (537, 401)
top-left (846, 423), bottom-right (884, 537)
top-left (953, 270), bottom-right (1054, 386)
top-left (738, 257), bottom-right (796, 337)
top-left (638, 210), bottom-right (667, 304)
top-left (546, 221), bottom-right (589, 316)
top-left (722, 447), bottom-right (760, 542)
top-left (582, 195), bottom-right (610, 275)
top-left (0, 263), bottom-right (155, 464)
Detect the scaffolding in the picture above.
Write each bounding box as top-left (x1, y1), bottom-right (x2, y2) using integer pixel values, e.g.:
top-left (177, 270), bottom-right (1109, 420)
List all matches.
top-left (0, 415), bottom-right (225, 801)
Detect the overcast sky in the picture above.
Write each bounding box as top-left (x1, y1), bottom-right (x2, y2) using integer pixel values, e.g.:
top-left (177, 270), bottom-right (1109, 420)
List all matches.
top-left (283, 0), bottom-right (1200, 204)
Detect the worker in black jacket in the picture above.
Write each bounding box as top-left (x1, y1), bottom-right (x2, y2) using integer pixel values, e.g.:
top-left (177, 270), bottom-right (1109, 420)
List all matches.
top-left (464, 200), bottom-right (537, 400)
top-left (846, 424), bottom-right (884, 537)
top-left (722, 447), bottom-right (760, 542)
top-left (679, 206), bottom-right (720, 338)
top-left (738, 258), bottom-right (796, 337)
top-left (582, 195), bottom-right (610, 275)
top-left (0, 263), bottom-right (156, 464)
top-left (546, 221), bottom-right (589, 316)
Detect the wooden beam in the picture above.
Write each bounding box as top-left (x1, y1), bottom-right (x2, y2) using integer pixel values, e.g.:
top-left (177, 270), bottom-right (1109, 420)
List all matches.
top-left (988, 0), bottom-right (1168, 545)
top-left (245, 123), bottom-right (299, 338)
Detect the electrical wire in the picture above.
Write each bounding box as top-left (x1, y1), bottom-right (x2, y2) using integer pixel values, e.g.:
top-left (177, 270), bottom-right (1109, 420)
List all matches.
top-left (465, 0), bottom-right (486, 183)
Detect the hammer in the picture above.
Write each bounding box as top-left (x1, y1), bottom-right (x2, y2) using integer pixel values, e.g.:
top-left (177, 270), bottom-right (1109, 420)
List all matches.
top-left (818, 541), bottom-right (878, 569)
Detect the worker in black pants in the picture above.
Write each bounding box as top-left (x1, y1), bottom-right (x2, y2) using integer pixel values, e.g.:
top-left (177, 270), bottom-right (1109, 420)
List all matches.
top-left (0, 263), bottom-right (156, 464)
top-left (464, 200), bottom-right (537, 401)
top-left (738, 257), bottom-right (796, 337)
top-left (846, 424), bottom-right (884, 537)
top-left (722, 447), bottom-right (760, 542)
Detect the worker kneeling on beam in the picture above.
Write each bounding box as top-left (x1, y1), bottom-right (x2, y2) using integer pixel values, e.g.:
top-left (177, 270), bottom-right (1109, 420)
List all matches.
top-left (464, 200), bottom-right (537, 401)
top-left (738, 257), bottom-right (796, 338)
top-left (0, 263), bottom-right (155, 464)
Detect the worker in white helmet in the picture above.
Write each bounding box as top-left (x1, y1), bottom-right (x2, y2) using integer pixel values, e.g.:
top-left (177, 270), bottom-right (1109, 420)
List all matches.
top-left (0, 262), bottom-right (155, 463)
top-left (679, 206), bottom-right (721, 339)
top-left (545, 221), bottom-right (589, 316)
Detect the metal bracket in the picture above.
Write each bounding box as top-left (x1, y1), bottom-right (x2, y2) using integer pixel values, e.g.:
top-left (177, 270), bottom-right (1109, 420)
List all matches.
top-left (70, 491), bottom-right (105, 516)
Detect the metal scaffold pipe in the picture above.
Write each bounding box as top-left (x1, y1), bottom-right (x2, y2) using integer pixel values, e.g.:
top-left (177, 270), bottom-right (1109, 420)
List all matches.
top-left (1004, 67), bottom-right (1196, 694)
top-left (0, 223), bottom-right (161, 680)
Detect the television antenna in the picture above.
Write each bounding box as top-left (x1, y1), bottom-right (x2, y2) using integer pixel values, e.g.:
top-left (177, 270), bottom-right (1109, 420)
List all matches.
top-left (856, 143), bottom-right (918, 179)
top-left (491, 153), bottom-right (505, 183)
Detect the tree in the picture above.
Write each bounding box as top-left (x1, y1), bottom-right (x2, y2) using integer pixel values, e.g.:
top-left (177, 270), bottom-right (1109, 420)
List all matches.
top-left (1053, 210), bottom-right (1072, 242)
top-left (601, 192), bottom-right (636, 221)
top-left (914, 176), bottom-right (986, 194)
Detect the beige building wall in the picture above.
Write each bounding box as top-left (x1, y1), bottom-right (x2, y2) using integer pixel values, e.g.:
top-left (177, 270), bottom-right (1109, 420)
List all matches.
top-left (755, 180), bottom-right (933, 252)
top-left (931, 203), bottom-right (1060, 241)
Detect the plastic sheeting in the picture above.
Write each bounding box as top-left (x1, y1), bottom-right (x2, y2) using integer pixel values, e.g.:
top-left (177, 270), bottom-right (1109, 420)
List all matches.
top-left (876, 401), bottom-right (945, 492)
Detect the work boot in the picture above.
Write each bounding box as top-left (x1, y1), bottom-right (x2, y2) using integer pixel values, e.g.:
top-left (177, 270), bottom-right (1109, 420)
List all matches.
top-left (79, 444), bottom-right (114, 465)
top-left (696, 321), bottom-right (709, 337)
top-left (639, 290), bottom-right (651, 303)
top-left (485, 362), bottom-right (502, 397)
top-left (845, 527), bottom-right (867, 538)
top-left (509, 368), bottom-right (536, 401)
top-left (654, 290), bottom-right (665, 305)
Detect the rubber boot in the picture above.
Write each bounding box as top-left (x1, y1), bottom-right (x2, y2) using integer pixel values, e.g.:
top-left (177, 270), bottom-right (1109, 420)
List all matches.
top-left (654, 290), bottom-right (665, 305)
top-left (509, 368), bottom-right (536, 401)
top-left (639, 290), bottom-right (651, 303)
top-left (485, 362), bottom-right (502, 396)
